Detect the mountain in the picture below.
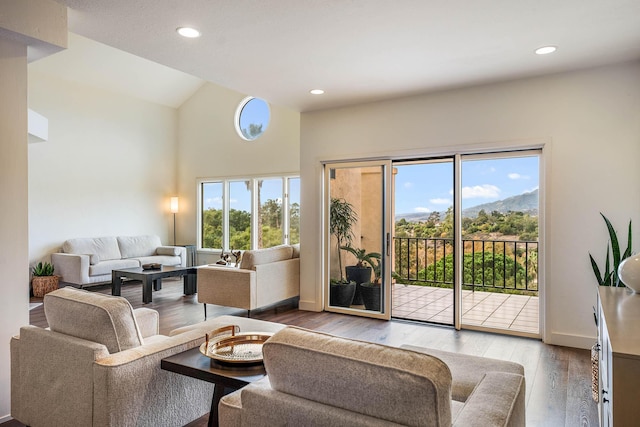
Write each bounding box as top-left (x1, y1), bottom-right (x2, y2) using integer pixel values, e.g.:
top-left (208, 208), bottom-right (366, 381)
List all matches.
top-left (463, 189), bottom-right (538, 218)
top-left (396, 189), bottom-right (538, 222)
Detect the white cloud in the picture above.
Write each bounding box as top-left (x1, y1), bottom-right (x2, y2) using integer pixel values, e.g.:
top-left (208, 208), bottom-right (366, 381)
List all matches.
top-left (430, 198), bottom-right (451, 205)
top-left (414, 207), bottom-right (431, 213)
top-left (508, 173), bottom-right (530, 180)
top-left (461, 184), bottom-right (501, 199)
top-left (404, 182), bottom-right (413, 188)
top-left (206, 197), bottom-right (223, 205)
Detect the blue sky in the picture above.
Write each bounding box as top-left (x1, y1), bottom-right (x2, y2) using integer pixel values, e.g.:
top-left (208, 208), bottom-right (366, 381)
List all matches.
top-left (239, 98), bottom-right (270, 138)
top-left (394, 156), bottom-right (539, 215)
top-left (203, 156), bottom-right (538, 215)
top-left (202, 177), bottom-right (299, 212)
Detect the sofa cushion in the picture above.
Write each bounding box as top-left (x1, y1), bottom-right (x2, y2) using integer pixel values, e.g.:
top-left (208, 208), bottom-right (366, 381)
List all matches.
top-left (44, 287), bottom-right (143, 354)
top-left (240, 245), bottom-right (293, 270)
top-left (117, 235), bottom-right (162, 259)
top-left (63, 237), bottom-right (121, 261)
top-left (89, 259), bottom-right (140, 277)
top-left (133, 255), bottom-right (181, 266)
top-left (262, 326), bottom-right (452, 426)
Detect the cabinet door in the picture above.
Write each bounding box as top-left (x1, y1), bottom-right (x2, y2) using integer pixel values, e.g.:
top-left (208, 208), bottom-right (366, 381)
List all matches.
top-left (599, 308), bottom-right (612, 426)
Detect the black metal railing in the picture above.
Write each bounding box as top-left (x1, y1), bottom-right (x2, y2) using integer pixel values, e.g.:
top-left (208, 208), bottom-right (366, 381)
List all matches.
top-left (394, 237), bottom-right (538, 294)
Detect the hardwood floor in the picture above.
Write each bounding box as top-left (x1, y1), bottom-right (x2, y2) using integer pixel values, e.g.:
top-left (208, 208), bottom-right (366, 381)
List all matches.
top-left (18, 279), bottom-right (598, 427)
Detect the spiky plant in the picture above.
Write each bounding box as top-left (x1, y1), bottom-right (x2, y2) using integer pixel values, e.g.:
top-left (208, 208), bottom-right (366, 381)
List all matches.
top-left (32, 261), bottom-right (55, 277)
top-left (589, 213), bottom-right (632, 287)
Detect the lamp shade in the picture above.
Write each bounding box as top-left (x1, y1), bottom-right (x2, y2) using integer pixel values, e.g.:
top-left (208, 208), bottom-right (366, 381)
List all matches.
top-left (170, 197), bottom-right (179, 213)
top-left (618, 253), bottom-right (640, 293)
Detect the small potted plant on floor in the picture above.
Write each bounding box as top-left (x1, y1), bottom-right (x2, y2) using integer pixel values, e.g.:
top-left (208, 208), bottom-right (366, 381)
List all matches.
top-left (329, 197), bottom-right (357, 307)
top-left (31, 261), bottom-right (59, 297)
top-left (342, 246), bottom-right (381, 305)
top-left (360, 255), bottom-right (383, 311)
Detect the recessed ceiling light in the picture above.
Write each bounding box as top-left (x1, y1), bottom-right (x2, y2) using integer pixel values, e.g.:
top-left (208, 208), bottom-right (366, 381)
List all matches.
top-left (535, 46), bottom-right (557, 55)
top-left (177, 27), bottom-right (200, 38)
top-left (310, 89), bottom-right (325, 95)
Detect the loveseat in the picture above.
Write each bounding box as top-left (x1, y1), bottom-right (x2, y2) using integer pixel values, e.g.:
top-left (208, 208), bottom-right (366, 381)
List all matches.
top-left (220, 326), bottom-right (526, 426)
top-left (52, 235), bottom-right (186, 287)
top-left (197, 244), bottom-right (300, 316)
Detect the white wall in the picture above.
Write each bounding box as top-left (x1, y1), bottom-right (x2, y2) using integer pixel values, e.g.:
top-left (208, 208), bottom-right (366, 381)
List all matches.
top-left (300, 61), bottom-right (640, 349)
top-left (0, 0), bottom-right (67, 421)
top-left (177, 83), bottom-right (300, 262)
top-left (27, 71), bottom-right (179, 265)
top-left (0, 37), bottom-right (29, 425)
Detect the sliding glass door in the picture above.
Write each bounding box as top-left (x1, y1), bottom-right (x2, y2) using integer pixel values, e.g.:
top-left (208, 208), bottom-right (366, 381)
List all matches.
top-left (324, 161), bottom-right (392, 319)
top-left (322, 150), bottom-right (541, 337)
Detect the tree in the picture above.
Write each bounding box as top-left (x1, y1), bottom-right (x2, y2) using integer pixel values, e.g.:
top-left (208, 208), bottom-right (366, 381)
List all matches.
top-left (242, 123), bottom-right (263, 139)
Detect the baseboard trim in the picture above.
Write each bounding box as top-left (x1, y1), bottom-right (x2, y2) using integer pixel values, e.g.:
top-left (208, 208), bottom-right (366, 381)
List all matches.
top-left (299, 299), bottom-right (321, 312)
top-left (0, 414), bottom-right (13, 424)
top-left (546, 331), bottom-right (596, 350)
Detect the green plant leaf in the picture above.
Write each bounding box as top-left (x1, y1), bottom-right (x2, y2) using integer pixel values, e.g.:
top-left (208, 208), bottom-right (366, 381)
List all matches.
top-left (602, 213), bottom-right (621, 275)
top-left (589, 254), bottom-right (604, 286)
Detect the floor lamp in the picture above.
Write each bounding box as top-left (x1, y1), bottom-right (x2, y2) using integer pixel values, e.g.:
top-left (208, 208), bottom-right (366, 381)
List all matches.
top-left (170, 197), bottom-right (179, 245)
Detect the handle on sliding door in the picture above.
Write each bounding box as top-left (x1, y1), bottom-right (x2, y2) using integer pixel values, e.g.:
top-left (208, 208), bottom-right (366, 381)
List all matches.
top-left (386, 233), bottom-right (391, 256)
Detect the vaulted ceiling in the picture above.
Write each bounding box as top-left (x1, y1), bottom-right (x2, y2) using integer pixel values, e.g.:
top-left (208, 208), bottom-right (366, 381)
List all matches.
top-left (55, 0), bottom-right (640, 111)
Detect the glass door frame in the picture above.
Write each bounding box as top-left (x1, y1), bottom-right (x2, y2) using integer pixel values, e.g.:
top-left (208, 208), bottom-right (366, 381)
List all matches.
top-left (323, 160), bottom-right (393, 320)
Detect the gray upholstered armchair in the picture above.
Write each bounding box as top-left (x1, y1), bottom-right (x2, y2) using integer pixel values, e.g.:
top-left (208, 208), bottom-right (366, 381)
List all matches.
top-left (197, 244), bottom-right (300, 316)
top-left (10, 287), bottom-right (213, 427)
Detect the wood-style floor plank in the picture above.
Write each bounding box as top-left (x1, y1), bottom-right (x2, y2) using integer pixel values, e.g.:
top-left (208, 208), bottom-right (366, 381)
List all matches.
top-left (14, 279), bottom-right (598, 427)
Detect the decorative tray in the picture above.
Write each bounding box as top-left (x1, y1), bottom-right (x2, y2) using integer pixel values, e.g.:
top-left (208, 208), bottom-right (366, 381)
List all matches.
top-left (142, 263), bottom-right (162, 270)
top-left (199, 325), bottom-right (273, 365)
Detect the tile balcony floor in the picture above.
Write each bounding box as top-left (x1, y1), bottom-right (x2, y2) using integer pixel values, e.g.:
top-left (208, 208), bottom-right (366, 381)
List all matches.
top-left (392, 284), bottom-right (539, 335)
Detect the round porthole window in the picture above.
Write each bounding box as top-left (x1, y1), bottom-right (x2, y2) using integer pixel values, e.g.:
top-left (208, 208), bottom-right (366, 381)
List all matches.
top-left (235, 97), bottom-right (270, 141)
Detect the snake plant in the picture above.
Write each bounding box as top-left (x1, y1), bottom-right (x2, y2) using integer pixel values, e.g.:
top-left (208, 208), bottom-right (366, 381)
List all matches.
top-left (589, 213), bottom-right (632, 287)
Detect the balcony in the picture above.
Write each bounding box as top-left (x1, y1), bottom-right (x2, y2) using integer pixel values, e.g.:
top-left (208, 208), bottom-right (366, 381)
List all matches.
top-left (392, 237), bottom-right (539, 334)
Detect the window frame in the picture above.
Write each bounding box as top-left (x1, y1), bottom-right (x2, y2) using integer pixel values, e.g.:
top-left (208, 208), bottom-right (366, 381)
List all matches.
top-left (197, 174), bottom-right (300, 252)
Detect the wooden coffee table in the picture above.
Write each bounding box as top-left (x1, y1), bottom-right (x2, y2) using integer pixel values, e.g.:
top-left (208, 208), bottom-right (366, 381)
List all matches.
top-left (161, 347), bottom-right (266, 427)
top-left (111, 265), bottom-right (198, 303)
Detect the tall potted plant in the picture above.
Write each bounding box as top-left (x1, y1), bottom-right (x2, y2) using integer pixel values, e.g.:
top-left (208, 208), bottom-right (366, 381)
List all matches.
top-left (342, 246), bottom-right (381, 305)
top-left (329, 197), bottom-right (358, 307)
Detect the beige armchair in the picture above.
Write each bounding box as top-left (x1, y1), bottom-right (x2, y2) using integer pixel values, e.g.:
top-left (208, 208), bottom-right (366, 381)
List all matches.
top-left (10, 287), bottom-right (214, 427)
top-left (197, 244), bottom-right (300, 317)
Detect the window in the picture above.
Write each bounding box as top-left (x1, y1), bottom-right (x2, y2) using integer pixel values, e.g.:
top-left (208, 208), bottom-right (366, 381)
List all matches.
top-left (235, 97), bottom-right (270, 141)
top-left (199, 175), bottom-right (300, 251)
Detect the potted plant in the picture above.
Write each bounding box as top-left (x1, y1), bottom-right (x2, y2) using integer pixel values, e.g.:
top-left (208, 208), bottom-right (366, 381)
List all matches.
top-left (32, 261), bottom-right (59, 297)
top-left (329, 197), bottom-right (358, 307)
top-left (589, 213), bottom-right (632, 287)
top-left (342, 246), bottom-right (381, 305)
top-left (360, 255), bottom-right (383, 311)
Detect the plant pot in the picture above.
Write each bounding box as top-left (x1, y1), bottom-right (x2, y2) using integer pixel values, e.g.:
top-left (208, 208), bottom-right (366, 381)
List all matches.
top-left (32, 275), bottom-right (60, 298)
top-left (360, 282), bottom-right (381, 311)
top-left (329, 281), bottom-right (356, 307)
top-left (345, 266), bottom-right (372, 305)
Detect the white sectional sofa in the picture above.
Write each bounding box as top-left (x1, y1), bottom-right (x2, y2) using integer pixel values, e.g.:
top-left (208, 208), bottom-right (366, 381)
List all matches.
top-left (51, 235), bottom-right (186, 287)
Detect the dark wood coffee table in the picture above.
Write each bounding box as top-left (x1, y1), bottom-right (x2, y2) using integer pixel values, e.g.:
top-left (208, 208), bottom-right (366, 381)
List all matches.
top-left (161, 347), bottom-right (266, 427)
top-left (111, 265), bottom-right (198, 303)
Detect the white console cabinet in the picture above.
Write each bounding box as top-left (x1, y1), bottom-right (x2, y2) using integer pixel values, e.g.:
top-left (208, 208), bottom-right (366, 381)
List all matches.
top-left (597, 287), bottom-right (640, 426)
